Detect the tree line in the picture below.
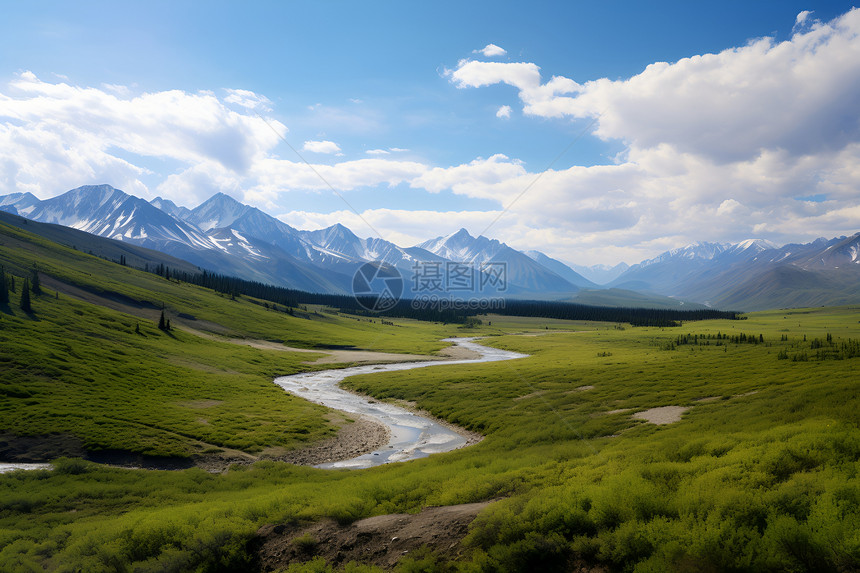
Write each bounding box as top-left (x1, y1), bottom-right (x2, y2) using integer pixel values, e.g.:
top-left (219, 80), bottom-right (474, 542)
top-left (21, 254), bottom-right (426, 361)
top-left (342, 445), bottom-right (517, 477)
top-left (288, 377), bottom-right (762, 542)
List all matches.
top-left (150, 264), bottom-right (740, 326)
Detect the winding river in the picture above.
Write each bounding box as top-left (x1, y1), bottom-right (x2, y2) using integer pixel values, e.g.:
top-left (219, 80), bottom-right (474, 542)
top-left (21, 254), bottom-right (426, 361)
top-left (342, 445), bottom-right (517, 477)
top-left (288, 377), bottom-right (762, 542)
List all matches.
top-left (274, 337), bottom-right (527, 469)
top-left (0, 338), bottom-right (526, 473)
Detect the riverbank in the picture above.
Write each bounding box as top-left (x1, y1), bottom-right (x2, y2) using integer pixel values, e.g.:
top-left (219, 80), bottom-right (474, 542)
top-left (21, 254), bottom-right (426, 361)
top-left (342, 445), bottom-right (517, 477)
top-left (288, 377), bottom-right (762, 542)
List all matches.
top-left (0, 338), bottom-right (525, 473)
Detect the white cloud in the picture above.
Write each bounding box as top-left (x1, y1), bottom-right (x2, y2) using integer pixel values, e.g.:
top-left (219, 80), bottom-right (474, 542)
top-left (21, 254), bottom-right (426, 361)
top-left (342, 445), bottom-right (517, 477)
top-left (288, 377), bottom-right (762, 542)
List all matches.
top-left (3, 8), bottom-right (860, 269)
top-left (475, 43), bottom-right (507, 58)
top-left (794, 10), bottom-right (813, 30)
top-left (223, 88), bottom-right (272, 111)
top-left (0, 72), bottom-right (288, 205)
top-left (450, 9), bottom-right (860, 163)
top-left (302, 140), bottom-right (342, 154)
top-left (436, 8), bottom-right (860, 262)
top-left (277, 207), bottom-right (504, 247)
top-left (496, 105), bottom-right (512, 119)
top-left (254, 157), bottom-right (426, 193)
top-left (716, 198), bottom-right (742, 216)
top-left (411, 154), bottom-right (528, 201)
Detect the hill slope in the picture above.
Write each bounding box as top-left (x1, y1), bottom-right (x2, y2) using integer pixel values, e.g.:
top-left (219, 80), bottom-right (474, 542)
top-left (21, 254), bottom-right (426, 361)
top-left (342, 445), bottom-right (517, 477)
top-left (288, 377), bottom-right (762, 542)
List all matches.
top-left (0, 219), bottom-right (452, 466)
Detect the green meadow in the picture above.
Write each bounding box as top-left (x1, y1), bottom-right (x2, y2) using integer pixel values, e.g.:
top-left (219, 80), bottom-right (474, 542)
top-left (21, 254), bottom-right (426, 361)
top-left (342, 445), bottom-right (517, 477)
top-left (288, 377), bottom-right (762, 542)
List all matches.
top-left (2, 221), bottom-right (860, 572)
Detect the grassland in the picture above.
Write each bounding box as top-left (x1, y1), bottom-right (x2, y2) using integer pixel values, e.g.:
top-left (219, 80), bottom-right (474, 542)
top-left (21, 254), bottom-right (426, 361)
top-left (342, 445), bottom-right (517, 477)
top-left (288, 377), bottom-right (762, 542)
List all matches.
top-left (0, 220), bottom-right (460, 462)
top-left (2, 221), bottom-right (859, 572)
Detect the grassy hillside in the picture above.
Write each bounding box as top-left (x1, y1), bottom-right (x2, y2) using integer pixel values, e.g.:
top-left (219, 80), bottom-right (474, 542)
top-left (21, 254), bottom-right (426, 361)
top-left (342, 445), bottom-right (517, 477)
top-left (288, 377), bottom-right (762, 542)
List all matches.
top-left (2, 220), bottom-right (859, 571)
top-left (0, 221), bottom-right (456, 463)
top-left (0, 209), bottom-right (202, 276)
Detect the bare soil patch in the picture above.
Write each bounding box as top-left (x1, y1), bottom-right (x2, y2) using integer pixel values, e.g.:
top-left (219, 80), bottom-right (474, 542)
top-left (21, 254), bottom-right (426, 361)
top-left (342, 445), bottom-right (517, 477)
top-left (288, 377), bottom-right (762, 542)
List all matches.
top-left (271, 416), bottom-right (390, 466)
top-left (255, 501), bottom-right (494, 571)
top-left (632, 406), bottom-right (690, 425)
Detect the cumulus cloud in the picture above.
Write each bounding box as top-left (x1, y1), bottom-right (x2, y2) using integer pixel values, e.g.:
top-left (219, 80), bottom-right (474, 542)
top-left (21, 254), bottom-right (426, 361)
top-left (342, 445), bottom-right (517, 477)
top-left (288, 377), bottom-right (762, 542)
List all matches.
top-left (0, 72), bottom-right (285, 199)
top-left (435, 8), bottom-right (860, 261)
top-left (366, 148), bottom-right (390, 155)
top-left (411, 154), bottom-right (528, 201)
top-left (302, 140), bottom-right (342, 154)
top-left (451, 9), bottom-right (860, 163)
top-left (475, 43), bottom-right (507, 57)
top-left (0, 74), bottom-right (425, 210)
top-left (496, 105), bottom-right (512, 119)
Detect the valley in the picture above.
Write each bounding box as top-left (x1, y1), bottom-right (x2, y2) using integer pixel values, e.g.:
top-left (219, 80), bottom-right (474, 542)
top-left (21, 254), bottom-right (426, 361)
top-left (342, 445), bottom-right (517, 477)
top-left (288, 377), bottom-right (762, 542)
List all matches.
top-left (2, 217), bottom-right (859, 571)
top-left (3, 6), bottom-right (860, 571)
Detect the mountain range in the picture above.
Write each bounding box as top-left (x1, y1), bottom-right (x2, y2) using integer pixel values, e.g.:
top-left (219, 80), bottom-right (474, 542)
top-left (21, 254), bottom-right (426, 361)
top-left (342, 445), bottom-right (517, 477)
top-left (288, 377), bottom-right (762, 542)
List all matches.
top-left (2, 184), bottom-right (858, 311)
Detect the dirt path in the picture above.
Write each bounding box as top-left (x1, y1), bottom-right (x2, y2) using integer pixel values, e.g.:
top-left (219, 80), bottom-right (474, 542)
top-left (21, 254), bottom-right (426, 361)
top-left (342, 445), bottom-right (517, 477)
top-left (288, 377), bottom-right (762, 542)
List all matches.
top-left (255, 501), bottom-right (494, 571)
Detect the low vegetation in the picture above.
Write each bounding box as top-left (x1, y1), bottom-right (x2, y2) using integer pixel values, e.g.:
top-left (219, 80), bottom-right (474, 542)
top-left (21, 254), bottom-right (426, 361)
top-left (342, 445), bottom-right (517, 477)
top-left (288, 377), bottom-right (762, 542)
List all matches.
top-left (2, 221), bottom-right (859, 571)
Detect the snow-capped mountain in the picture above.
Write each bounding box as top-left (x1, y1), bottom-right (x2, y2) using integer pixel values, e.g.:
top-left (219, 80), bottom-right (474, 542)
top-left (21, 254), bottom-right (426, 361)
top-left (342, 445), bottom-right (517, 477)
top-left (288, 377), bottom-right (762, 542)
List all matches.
top-left (0, 192), bottom-right (41, 217)
top-left (4, 185), bottom-right (349, 293)
top-left (23, 185), bottom-right (217, 251)
top-left (610, 234), bottom-right (860, 310)
top-left (418, 228), bottom-right (579, 293)
top-left (299, 223), bottom-right (444, 274)
top-left (186, 193), bottom-right (309, 260)
top-left (3, 184), bottom-right (858, 309)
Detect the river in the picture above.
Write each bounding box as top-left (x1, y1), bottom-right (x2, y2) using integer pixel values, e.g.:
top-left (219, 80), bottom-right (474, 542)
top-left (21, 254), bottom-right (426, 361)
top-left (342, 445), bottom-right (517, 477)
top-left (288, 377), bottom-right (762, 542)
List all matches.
top-left (0, 338), bottom-right (526, 473)
top-left (273, 337), bottom-right (527, 469)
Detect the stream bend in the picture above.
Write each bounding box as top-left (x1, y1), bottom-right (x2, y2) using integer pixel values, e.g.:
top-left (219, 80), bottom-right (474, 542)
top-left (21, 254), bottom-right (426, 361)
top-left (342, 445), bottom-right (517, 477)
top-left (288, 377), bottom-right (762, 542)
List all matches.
top-left (273, 337), bottom-right (527, 469)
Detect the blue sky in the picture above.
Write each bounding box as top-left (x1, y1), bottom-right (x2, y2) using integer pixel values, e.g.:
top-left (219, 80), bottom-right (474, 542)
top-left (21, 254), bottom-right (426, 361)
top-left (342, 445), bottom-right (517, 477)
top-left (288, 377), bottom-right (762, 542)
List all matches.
top-left (1, 1), bottom-right (858, 265)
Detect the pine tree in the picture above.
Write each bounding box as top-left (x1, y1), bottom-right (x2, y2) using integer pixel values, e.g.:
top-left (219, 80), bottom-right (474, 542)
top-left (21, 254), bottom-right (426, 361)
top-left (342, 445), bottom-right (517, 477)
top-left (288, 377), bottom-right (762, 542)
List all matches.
top-left (9, 274), bottom-right (15, 293)
top-left (0, 266), bottom-right (8, 304)
top-left (20, 278), bottom-right (32, 312)
top-left (31, 267), bottom-right (41, 295)
top-left (158, 311), bottom-right (167, 331)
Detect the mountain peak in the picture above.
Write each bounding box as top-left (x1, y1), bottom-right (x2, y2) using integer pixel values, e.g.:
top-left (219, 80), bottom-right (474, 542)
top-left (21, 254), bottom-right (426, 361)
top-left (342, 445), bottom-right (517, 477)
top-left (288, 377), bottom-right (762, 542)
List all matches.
top-left (188, 193), bottom-right (250, 231)
top-left (733, 238), bottom-right (778, 252)
top-left (448, 227), bottom-right (473, 240)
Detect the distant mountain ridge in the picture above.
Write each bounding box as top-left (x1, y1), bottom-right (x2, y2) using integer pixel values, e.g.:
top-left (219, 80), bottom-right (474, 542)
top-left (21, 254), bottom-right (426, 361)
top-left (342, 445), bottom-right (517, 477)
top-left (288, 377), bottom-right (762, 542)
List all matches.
top-left (610, 234), bottom-right (860, 310)
top-left (2, 184), bottom-right (858, 311)
top-left (0, 185), bottom-right (592, 299)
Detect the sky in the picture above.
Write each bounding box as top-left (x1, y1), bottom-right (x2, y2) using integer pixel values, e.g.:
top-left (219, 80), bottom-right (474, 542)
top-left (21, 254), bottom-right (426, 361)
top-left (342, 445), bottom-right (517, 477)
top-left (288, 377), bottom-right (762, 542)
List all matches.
top-left (0, 1), bottom-right (858, 266)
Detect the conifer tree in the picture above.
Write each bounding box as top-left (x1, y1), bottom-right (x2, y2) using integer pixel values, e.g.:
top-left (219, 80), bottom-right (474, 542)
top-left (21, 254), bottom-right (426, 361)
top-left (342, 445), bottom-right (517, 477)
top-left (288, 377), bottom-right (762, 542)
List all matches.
top-left (0, 266), bottom-right (8, 304)
top-left (9, 274), bottom-right (15, 293)
top-left (158, 310), bottom-right (167, 331)
top-left (20, 278), bottom-right (31, 312)
top-left (31, 267), bottom-right (41, 295)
